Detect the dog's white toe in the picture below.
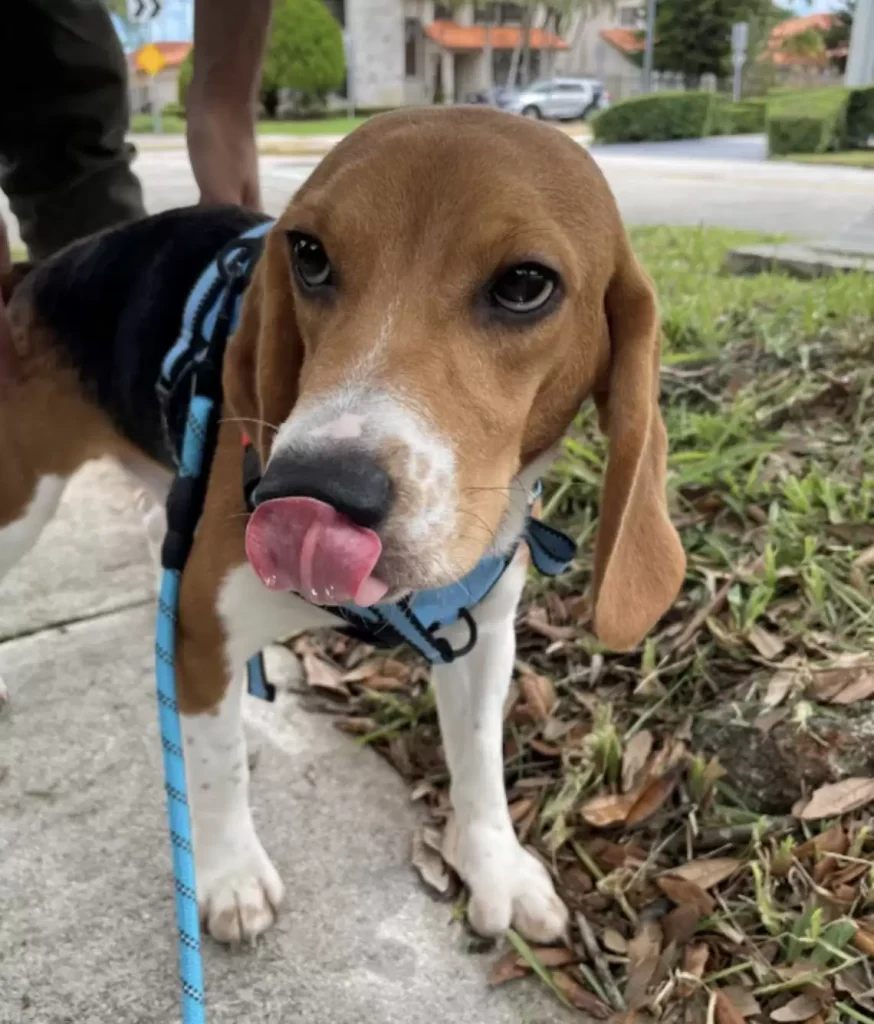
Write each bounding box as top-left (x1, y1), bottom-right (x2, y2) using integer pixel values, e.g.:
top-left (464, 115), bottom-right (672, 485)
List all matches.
top-left (198, 843), bottom-right (284, 944)
top-left (443, 817), bottom-right (568, 943)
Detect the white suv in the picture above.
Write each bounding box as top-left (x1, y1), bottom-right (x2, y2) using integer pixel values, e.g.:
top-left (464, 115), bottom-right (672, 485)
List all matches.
top-left (499, 77), bottom-right (610, 121)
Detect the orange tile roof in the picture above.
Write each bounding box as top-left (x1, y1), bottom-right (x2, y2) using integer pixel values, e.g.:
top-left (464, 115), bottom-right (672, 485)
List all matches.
top-left (424, 20), bottom-right (568, 52)
top-left (769, 13), bottom-right (835, 41)
top-left (599, 28), bottom-right (645, 55)
top-left (764, 14), bottom-right (835, 67)
top-left (128, 40), bottom-right (192, 71)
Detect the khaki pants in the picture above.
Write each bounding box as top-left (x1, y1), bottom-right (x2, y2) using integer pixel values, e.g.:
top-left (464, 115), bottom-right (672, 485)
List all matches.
top-left (0, 0), bottom-right (146, 260)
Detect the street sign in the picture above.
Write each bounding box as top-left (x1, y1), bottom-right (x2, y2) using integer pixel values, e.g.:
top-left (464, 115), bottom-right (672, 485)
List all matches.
top-left (127, 0), bottom-right (161, 24)
top-left (135, 42), bottom-right (167, 77)
top-left (731, 22), bottom-right (749, 102)
top-left (731, 21), bottom-right (749, 61)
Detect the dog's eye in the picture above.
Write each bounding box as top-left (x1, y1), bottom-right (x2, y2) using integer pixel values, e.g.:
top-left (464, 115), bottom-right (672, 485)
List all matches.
top-left (490, 263), bottom-right (557, 314)
top-left (288, 232), bottom-right (332, 289)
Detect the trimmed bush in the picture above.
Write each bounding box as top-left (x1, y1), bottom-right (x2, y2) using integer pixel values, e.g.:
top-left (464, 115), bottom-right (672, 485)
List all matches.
top-left (845, 86), bottom-right (874, 149)
top-left (592, 91), bottom-right (719, 144)
top-left (766, 88), bottom-right (849, 156)
top-left (177, 50), bottom-right (193, 107)
top-left (727, 99), bottom-right (766, 134)
top-left (162, 101), bottom-right (185, 119)
top-left (261, 0), bottom-right (345, 108)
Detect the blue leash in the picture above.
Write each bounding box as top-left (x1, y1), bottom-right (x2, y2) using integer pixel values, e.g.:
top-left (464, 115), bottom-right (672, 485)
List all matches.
top-left (154, 396), bottom-right (211, 1024)
top-left (155, 392), bottom-right (270, 1023)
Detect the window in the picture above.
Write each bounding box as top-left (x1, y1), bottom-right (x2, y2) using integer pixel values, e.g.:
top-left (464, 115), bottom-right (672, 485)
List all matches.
top-left (405, 18), bottom-right (420, 77)
top-left (499, 3), bottom-right (524, 22)
top-left (433, 3), bottom-right (453, 19)
top-left (618, 5), bottom-right (641, 27)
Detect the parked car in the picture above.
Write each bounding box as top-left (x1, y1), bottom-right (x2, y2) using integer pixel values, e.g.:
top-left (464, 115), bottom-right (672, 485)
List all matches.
top-left (497, 77), bottom-right (610, 121)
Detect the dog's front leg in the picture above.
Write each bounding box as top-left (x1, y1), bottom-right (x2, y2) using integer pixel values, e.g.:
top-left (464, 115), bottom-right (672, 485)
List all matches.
top-left (176, 563), bottom-right (285, 945)
top-left (432, 549), bottom-right (569, 943)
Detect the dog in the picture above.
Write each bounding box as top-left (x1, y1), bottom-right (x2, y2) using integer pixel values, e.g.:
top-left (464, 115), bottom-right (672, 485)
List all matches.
top-left (0, 107), bottom-right (685, 947)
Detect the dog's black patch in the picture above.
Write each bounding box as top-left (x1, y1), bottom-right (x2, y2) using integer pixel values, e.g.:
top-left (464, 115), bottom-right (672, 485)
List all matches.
top-left (24, 205), bottom-right (269, 464)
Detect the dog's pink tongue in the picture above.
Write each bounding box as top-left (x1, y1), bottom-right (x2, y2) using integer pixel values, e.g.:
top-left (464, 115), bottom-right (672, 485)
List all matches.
top-left (245, 497), bottom-right (388, 606)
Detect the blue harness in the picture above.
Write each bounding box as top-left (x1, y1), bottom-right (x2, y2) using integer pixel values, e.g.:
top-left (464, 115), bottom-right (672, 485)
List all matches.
top-left (153, 223), bottom-right (575, 1023)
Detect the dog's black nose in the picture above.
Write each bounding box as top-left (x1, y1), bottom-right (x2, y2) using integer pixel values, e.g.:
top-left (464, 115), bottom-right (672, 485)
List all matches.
top-left (253, 450), bottom-right (394, 530)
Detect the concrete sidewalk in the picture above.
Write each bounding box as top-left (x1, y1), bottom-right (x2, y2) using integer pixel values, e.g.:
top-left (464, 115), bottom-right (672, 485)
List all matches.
top-left (0, 463), bottom-right (578, 1024)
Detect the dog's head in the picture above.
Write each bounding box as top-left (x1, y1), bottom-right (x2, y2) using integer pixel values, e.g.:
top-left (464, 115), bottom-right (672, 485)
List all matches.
top-left (226, 107), bottom-right (684, 649)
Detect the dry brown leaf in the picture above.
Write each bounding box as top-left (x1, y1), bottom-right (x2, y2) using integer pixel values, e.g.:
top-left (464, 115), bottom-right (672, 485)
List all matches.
top-left (360, 674), bottom-right (410, 692)
top-left (764, 667), bottom-right (799, 708)
top-left (411, 828), bottom-right (451, 895)
top-left (519, 672), bottom-right (556, 722)
top-left (602, 927), bottom-right (628, 954)
top-left (489, 949), bottom-right (528, 986)
top-left (552, 970), bottom-right (612, 1018)
top-left (748, 625), bottom-right (787, 661)
top-left (663, 904), bottom-right (701, 947)
top-left (302, 652), bottom-right (347, 695)
top-left (811, 663), bottom-right (874, 704)
top-left (665, 857), bottom-right (741, 891)
top-left (656, 876), bottom-right (716, 916)
top-left (682, 942), bottom-right (709, 979)
top-left (852, 925), bottom-right (874, 958)
top-left (714, 989), bottom-right (749, 1024)
top-left (340, 661), bottom-right (381, 683)
top-left (625, 919), bottom-right (663, 1009)
top-left (523, 947), bottom-right (578, 968)
top-left (524, 607), bottom-right (579, 642)
top-left (626, 775), bottom-right (677, 826)
top-left (720, 986), bottom-right (762, 1018)
top-left (580, 790), bottom-right (639, 828)
top-left (622, 730), bottom-right (654, 793)
top-left (769, 993), bottom-right (822, 1021)
top-left (798, 778), bottom-right (874, 820)
top-left (795, 823), bottom-right (848, 859)
top-left (508, 797), bottom-right (537, 825)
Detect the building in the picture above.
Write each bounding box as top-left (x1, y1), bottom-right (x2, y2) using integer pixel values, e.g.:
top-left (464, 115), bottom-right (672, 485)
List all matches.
top-left (555, 3), bottom-right (644, 94)
top-left (339, 1), bottom-right (567, 108)
top-left (127, 41), bottom-right (192, 113)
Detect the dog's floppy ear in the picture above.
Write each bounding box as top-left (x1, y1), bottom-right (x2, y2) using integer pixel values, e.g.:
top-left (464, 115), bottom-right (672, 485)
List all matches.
top-left (591, 239), bottom-right (685, 651)
top-left (224, 228), bottom-right (303, 457)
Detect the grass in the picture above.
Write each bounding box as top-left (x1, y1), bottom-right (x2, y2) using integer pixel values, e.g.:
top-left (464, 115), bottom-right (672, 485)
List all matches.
top-left (776, 150), bottom-right (874, 169)
top-left (296, 226), bottom-right (874, 1021)
top-left (129, 113), bottom-right (369, 135)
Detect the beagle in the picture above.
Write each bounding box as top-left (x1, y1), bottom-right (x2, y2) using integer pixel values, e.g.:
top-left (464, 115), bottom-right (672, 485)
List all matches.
top-left (0, 108), bottom-right (685, 949)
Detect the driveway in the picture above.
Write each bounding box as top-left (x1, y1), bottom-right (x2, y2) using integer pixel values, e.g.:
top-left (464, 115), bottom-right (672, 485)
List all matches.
top-left (590, 133), bottom-right (768, 162)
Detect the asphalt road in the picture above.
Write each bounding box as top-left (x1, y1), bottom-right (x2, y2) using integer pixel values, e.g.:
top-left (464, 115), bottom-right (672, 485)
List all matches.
top-left (2, 137), bottom-right (871, 251)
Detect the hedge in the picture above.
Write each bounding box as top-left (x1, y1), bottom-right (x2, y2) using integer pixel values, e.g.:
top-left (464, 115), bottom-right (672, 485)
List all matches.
top-left (592, 91), bottom-right (719, 143)
top-left (766, 87), bottom-right (849, 156)
top-left (727, 99), bottom-right (766, 134)
top-left (845, 85), bottom-right (874, 150)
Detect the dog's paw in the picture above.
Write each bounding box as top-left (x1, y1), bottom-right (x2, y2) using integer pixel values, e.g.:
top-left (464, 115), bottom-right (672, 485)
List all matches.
top-left (197, 840), bottom-right (284, 944)
top-left (443, 816), bottom-right (568, 943)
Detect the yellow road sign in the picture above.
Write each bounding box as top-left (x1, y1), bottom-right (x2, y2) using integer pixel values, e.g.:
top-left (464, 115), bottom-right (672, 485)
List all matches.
top-left (136, 43), bottom-right (166, 77)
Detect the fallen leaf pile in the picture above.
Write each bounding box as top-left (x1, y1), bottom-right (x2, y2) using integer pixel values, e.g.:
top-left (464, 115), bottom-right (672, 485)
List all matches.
top-left (284, 236), bottom-right (874, 1022)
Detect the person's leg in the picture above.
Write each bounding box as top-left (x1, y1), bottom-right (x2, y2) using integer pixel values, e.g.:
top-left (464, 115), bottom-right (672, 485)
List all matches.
top-left (0, 0), bottom-right (146, 260)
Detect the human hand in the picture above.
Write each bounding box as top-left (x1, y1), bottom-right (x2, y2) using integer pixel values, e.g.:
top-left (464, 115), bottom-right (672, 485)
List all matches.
top-left (186, 96), bottom-right (262, 211)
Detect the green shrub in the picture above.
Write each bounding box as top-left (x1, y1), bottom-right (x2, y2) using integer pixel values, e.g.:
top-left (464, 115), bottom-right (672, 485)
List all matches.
top-left (845, 85), bottom-right (874, 149)
top-left (177, 50), bottom-right (193, 107)
top-left (766, 87), bottom-right (849, 155)
top-left (162, 101), bottom-right (185, 119)
top-left (261, 0), bottom-right (345, 108)
top-left (707, 96), bottom-right (734, 136)
top-left (727, 99), bottom-right (766, 134)
top-left (592, 91), bottom-right (718, 143)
